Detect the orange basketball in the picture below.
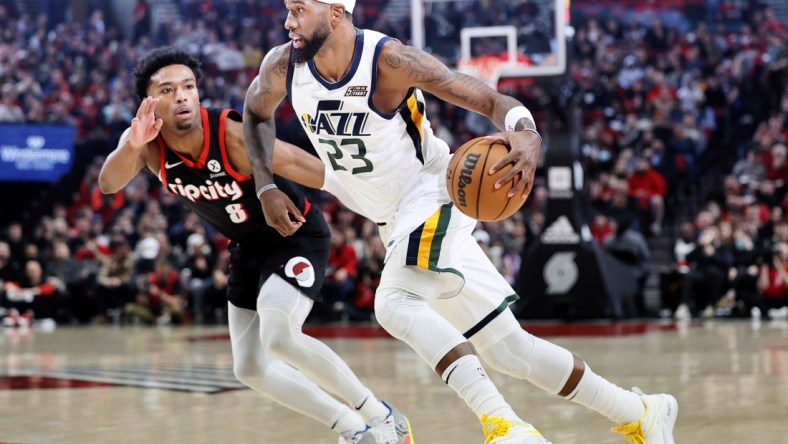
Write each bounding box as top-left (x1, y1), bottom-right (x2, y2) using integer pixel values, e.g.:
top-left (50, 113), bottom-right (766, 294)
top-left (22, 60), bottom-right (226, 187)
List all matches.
top-left (446, 137), bottom-right (524, 222)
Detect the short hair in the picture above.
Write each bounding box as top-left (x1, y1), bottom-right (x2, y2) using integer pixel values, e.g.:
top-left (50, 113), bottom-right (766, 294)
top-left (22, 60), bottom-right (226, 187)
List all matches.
top-left (133, 46), bottom-right (203, 101)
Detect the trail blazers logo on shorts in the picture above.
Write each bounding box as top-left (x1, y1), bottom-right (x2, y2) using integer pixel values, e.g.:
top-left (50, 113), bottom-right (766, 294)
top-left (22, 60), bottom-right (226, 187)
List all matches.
top-left (285, 256), bottom-right (315, 288)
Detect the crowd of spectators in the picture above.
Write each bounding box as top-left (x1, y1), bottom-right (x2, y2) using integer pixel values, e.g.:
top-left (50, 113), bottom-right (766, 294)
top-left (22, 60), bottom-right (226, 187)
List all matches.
top-left (562, 2), bottom-right (788, 319)
top-left (0, 0), bottom-right (786, 326)
top-left (666, 106), bottom-right (788, 321)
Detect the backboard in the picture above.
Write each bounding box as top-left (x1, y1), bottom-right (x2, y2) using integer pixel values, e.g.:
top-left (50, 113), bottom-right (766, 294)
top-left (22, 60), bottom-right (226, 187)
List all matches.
top-left (410, 0), bottom-right (569, 80)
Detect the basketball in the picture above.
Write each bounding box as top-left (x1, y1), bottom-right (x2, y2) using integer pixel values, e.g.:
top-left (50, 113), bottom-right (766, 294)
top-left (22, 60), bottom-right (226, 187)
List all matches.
top-left (446, 137), bottom-right (525, 222)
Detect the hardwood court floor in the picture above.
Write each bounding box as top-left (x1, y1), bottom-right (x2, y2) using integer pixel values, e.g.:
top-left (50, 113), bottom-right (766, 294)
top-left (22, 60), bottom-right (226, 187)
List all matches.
top-left (1, 319), bottom-right (787, 443)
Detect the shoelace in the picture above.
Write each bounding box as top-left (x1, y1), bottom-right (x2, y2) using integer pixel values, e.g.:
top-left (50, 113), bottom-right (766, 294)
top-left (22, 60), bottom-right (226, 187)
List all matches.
top-left (371, 415), bottom-right (398, 444)
top-left (480, 415), bottom-right (511, 444)
top-left (338, 428), bottom-right (369, 444)
top-left (610, 421), bottom-right (645, 444)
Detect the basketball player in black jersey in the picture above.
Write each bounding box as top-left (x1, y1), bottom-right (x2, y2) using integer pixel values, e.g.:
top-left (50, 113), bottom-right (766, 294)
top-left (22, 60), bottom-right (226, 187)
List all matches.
top-left (98, 46), bottom-right (412, 444)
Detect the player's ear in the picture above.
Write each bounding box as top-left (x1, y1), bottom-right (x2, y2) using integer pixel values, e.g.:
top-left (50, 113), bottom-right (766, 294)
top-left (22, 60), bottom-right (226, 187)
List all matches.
top-left (330, 4), bottom-right (344, 23)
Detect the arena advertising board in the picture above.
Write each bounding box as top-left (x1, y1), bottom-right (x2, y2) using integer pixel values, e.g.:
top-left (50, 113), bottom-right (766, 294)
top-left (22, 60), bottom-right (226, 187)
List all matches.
top-left (0, 124), bottom-right (75, 182)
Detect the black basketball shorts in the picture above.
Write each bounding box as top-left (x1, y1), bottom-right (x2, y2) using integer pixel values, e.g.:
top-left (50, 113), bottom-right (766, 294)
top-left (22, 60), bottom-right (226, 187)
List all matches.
top-left (226, 233), bottom-right (330, 311)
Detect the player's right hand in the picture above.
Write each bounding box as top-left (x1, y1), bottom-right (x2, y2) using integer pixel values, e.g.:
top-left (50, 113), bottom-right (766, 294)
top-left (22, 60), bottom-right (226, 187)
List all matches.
top-left (129, 97), bottom-right (164, 148)
top-left (260, 188), bottom-right (305, 237)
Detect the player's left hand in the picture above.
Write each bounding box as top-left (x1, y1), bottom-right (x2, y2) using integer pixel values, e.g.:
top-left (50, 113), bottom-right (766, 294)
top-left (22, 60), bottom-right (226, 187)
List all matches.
top-left (487, 130), bottom-right (542, 199)
top-left (260, 188), bottom-right (305, 237)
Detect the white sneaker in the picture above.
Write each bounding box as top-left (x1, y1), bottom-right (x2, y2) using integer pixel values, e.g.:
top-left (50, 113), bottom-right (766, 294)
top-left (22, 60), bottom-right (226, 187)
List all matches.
top-left (674, 304), bottom-right (691, 321)
top-left (480, 415), bottom-right (552, 443)
top-left (369, 401), bottom-right (413, 444)
top-left (701, 306), bottom-right (714, 319)
top-left (768, 306), bottom-right (788, 319)
top-left (751, 306), bottom-right (762, 320)
top-left (612, 388), bottom-right (678, 444)
top-left (338, 427), bottom-right (377, 444)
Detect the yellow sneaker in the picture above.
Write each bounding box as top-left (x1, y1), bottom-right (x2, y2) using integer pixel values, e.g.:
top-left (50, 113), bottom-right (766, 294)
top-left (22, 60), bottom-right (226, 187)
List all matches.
top-left (611, 388), bottom-right (678, 444)
top-left (480, 415), bottom-right (552, 444)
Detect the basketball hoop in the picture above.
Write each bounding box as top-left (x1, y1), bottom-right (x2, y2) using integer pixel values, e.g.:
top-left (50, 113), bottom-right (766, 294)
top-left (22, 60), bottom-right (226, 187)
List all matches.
top-left (458, 55), bottom-right (506, 90)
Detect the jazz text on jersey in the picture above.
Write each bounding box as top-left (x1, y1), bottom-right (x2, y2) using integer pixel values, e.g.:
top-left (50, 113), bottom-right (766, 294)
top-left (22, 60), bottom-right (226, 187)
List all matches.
top-left (301, 100), bottom-right (370, 137)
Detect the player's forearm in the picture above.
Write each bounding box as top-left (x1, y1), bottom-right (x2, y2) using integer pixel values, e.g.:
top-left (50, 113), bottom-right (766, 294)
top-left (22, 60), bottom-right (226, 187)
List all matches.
top-left (98, 141), bottom-right (145, 194)
top-left (273, 140), bottom-right (326, 189)
top-left (242, 107), bottom-right (277, 190)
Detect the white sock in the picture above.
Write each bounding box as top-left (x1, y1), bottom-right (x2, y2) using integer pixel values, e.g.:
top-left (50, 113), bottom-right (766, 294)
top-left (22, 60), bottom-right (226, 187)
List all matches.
top-left (568, 365), bottom-right (645, 424)
top-left (332, 407), bottom-right (368, 435)
top-left (442, 355), bottom-right (519, 420)
top-left (354, 395), bottom-right (390, 423)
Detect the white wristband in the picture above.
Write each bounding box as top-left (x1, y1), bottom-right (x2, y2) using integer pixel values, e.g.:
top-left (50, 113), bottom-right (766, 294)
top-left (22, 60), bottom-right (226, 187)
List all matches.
top-left (504, 106), bottom-right (535, 132)
top-left (256, 183), bottom-right (278, 198)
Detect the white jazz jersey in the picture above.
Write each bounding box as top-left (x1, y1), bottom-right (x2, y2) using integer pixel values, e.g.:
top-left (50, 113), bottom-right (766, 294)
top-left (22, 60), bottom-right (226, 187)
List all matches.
top-left (287, 29), bottom-right (452, 248)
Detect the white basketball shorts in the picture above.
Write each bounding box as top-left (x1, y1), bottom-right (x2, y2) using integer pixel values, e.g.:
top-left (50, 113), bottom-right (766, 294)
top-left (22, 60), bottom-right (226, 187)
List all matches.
top-left (378, 203), bottom-right (521, 352)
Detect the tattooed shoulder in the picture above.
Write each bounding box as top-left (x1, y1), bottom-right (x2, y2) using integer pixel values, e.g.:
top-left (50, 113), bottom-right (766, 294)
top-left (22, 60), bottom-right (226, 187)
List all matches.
top-left (262, 44), bottom-right (290, 79)
top-left (382, 43), bottom-right (451, 84)
top-left (380, 43), bottom-right (488, 110)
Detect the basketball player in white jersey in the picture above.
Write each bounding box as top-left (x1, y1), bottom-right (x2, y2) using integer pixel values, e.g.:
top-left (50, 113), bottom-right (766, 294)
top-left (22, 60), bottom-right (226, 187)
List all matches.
top-left (99, 46), bottom-right (412, 444)
top-left (243, 1), bottom-right (679, 443)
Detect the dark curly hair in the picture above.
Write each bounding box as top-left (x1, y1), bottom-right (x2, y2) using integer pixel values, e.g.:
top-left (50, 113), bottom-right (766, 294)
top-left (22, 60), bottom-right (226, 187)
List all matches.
top-left (133, 46), bottom-right (203, 101)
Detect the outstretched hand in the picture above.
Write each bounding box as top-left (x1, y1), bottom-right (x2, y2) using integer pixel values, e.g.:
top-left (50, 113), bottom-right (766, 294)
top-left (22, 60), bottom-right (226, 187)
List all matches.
top-left (259, 188), bottom-right (305, 237)
top-left (129, 97), bottom-right (164, 148)
top-left (487, 130), bottom-right (542, 200)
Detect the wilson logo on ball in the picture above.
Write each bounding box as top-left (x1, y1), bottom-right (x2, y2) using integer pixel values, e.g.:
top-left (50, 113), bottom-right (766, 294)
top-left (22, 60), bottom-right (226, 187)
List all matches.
top-left (446, 137), bottom-right (527, 222)
top-left (456, 152), bottom-right (481, 208)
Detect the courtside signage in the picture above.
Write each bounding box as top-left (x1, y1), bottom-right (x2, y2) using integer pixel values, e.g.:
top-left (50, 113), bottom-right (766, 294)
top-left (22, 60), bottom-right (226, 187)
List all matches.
top-left (0, 124), bottom-right (75, 182)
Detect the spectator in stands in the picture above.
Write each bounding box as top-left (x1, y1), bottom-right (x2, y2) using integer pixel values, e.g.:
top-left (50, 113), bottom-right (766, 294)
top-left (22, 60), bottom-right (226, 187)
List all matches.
top-left (134, 226), bottom-right (160, 274)
top-left (675, 225), bottom-right (733, 320)
top-left (659, 221), bottom-right (697, 316)
top-left (732, 149), bottom-right (766, 187)
top-left (628, 157), bottom-right (667, 235)
top-left (2, 259), bottom-right (59, 325)
top-left (182, 232), bottom-right (223, 324)
top-left (322, 227), bottom-right (361, 321)
top-left (126, 259), bottom-right (185, 325)
top-left (93, 236), bottom-right (135, 323)
top-left (765, 143), bottom-right (788, 189)
top-left (133, 0), bottom-right (152, 44)
top-left (0, 241), bottom-right (20, 284)
top-left (605, 215), bottom-right (651, 314)
top-left (45, 239), bottom-right (91, 323)
top-left (3, 222), bottom-right (26, 269)
top-left (757, 241), bottom-right (788, 319)
top-left (728, 227), bottom-right (762, 318)
top-left (0, 85), bottom-right (24, 122)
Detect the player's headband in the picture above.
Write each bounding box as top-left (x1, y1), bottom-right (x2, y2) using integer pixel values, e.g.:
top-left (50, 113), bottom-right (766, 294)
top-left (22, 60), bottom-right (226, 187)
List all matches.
top-left (314, 0), bottom-right (355, 13)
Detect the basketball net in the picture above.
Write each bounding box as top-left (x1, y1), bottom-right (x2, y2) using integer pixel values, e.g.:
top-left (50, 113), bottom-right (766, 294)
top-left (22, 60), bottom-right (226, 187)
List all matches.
top-left (458, 55), bottom-right (506, 90)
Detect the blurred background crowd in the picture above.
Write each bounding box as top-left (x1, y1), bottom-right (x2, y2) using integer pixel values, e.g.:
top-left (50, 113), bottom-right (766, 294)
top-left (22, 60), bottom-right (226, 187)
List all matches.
top-left (0, 0), bottom-right (786, 327)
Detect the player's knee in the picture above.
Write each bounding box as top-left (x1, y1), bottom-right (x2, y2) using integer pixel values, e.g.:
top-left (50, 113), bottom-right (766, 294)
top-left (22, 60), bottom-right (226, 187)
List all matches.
top-left (267, 329), bottom-right (303, 359)
top-left (478, 330), bottom-right (535, 379)
top-left (257, 309), bottom-right (294, 354)
top-left (374, 287), bottom-right (416, 340)
top-left (233, 356), bottom-right (266, 386)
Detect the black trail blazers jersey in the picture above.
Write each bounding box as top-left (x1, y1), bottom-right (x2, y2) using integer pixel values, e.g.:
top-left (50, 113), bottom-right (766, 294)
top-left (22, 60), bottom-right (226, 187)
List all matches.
top-left (156, 107), bottom-right (325, 248)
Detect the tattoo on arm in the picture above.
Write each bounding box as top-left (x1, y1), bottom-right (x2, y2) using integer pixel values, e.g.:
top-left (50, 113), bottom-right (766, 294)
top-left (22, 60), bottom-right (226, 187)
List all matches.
top-left (243, 46), bottom-right (289, 187)
top-left (272, 55), bottom-right (288, 78)
top-left (384, 46), bottom-right (491, 113)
